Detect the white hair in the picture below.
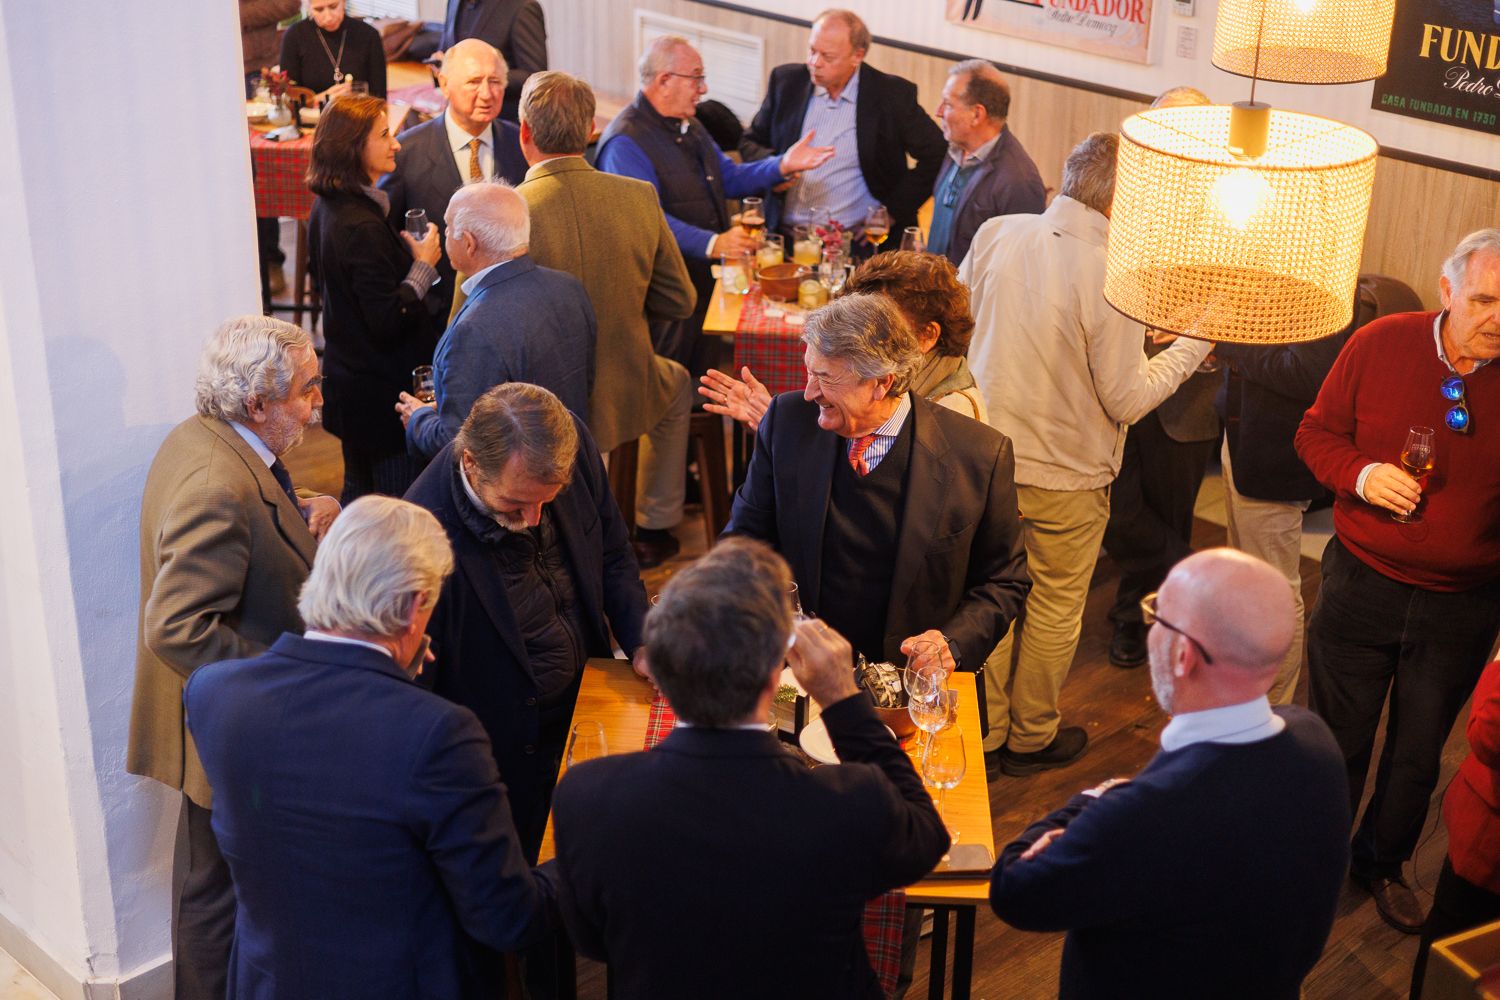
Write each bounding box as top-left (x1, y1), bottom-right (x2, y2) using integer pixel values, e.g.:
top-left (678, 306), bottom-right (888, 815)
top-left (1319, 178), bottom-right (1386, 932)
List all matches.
top-left (1442, 228), bottom-right (1500, 291)
top-left (440, 37), bottom-right (508, 79)
top-left (638, 34), bottom-right (692, 85)
top-left (194, 315), bottom-right (313, 422)
top-left (298, 497), bottom-right (454, 637)
top-left (447, 182), bottom-right (530, 260)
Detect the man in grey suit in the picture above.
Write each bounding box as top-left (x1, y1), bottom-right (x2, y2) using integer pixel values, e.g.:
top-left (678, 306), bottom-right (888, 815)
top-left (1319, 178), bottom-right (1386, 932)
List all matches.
top-left (129, 316), bottom-right (338, 999)
top-left (380, 39), bottom-right (527, 319)
top-left (930, 60), bottom-right (1046, 265)
top-left (396, 183), bottom-right (596, 458)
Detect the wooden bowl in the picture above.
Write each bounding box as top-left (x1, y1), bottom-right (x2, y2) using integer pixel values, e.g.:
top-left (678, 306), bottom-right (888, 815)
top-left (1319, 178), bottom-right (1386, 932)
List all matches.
top-left (757, 262), bottom-right (801, 302)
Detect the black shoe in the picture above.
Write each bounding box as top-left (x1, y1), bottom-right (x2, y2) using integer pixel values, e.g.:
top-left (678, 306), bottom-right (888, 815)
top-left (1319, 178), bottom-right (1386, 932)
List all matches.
top-left (984, 747), bottom-right (1003, 783)
top-left (1109, 621), bottom-right (1148, 668)
top-left (1351, 871), bottom-right (1426, 934)
top-left (632, 528), bottom-right (681, 569)
top-left (1000, 727), bottom-right (1089, 777)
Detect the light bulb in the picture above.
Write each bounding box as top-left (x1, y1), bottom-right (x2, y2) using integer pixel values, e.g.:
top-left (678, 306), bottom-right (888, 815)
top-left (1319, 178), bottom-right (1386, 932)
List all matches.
top-left (1211, 169), bottom-right (1271, 230)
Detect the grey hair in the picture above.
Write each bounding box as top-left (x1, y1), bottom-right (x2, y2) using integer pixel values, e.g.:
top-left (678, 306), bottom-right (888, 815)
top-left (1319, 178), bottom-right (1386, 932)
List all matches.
top-left (453, 382), bottom-right (579, 485)
top-left (1442, 228), bottom-right (1500, 291)
top-left (814, 9), bottom-right (872, 52)
top-left (950, 60), bottom-right (1010, 120)
top-left (440, 37), bottom-right (508, 80)
top-left (1152, 86), bottom-right (1210, 109)
top-left (447, 182), bottom-right (530, 260)
top-left (519, 71), bottom-right (597, 154)
top-left (801, 292), bottom-right (923, 395)
top-left (298, 496), bottom-right (455, 637)
top-left (638, 34), bottom-right (692, 86)
top-left (194, 315), bottom-right (313, 422)
top-left (1059, 131), bottom-right (1119, 216)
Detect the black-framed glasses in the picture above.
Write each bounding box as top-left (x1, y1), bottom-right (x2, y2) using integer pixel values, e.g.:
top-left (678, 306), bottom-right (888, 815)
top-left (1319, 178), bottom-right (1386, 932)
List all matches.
top-left (1441, 375), bottom-right (1471, 434)
top-left (1140, 592), bottom-right (1215, 664)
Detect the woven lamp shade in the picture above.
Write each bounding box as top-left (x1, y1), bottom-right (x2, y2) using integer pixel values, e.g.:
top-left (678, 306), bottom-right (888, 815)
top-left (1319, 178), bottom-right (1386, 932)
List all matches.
top-left (1213, 0), bottom-right (1396, 84)
top-left (1104, 105), bottom-right (1378, 345)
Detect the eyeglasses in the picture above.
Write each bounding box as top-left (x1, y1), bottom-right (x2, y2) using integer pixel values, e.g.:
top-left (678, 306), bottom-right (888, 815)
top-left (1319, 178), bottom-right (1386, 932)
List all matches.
top-left (1140, 592), bottom-right (1215, 664)
top-left (666, 72), bottom-right (707, 85)
top-left (1441, 375), bottom-right (1471, 434)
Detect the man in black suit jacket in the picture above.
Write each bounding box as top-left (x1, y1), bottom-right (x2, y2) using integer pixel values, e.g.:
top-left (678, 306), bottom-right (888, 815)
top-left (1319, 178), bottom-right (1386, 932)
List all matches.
top-left (381, 39), bottom-right (528, 318)
top-left (404, 383), bottom-right (647, 861)
top-left (553, 537), bottom-right (949, 999)
top-left (725, 293), bottom-right (1029, 678)
top-left (185, 496), bottom-right (554, 1000)
top-left (990, 549), bottom-right (1349, 1000)
top-left (740, 10), bottom-right (946, 237)
top-left (440, 0), bottom-right (546, 121)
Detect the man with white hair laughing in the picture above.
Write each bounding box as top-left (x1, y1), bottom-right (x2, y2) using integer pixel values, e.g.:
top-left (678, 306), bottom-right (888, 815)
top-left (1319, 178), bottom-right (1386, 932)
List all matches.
top-left (396, 181), bottom-right (597, 459)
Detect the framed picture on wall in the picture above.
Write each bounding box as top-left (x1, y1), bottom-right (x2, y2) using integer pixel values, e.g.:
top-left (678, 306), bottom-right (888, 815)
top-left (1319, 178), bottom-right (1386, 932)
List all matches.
top-left (947, 0), bottom-right (1154, 64)
top-left (1371, 0), bottom-right (1500, 136)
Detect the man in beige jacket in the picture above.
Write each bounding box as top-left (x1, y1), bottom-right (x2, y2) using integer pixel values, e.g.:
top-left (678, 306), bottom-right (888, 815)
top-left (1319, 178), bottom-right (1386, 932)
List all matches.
top-left (130, 315), bottom-right (336, 999)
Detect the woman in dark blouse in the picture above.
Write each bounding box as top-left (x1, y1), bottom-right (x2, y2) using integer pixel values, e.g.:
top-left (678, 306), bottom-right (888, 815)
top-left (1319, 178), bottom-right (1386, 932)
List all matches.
top-left (307, 95), bottom-right (441, 501)
top-left (280, 0), bottom-right (387, 101)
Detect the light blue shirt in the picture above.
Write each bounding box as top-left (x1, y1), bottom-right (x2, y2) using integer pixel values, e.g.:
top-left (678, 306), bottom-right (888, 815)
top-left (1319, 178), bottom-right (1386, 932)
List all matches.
top-left (1159, 696), bottom-right (1285, 753)
top-left (459, 256), bottom-right (517, 299)
top-left (784, 68), bottom-right (876, 229)
top-left (229, 420), bottom-right (276, 469)
top-left (849, 393), bottom-right (911, 473)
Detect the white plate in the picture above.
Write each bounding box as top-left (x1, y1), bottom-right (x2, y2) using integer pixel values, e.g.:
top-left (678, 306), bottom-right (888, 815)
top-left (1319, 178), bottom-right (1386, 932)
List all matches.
top-left (245, 101), bottom-right (271, 122)
top-left (797, 716), bottom-right (895, 765)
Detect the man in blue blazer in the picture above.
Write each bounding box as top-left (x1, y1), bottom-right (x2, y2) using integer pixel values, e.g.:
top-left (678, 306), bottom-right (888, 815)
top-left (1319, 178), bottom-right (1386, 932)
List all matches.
top-left (380, 39), bottom-right (528, 318)
top-left (989, 549), bottom-right (1350, 999)
top-left (397, 183), bottom-right (595, 459)
top-left (185, 495), bottom-right (555, 1000)
top-left (405, 382), bottom-right (648, 862)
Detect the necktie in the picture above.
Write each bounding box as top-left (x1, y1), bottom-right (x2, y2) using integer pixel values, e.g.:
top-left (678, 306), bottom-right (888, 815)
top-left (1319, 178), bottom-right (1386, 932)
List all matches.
top-left (270, 459), bottom-right (300, 509)
top-left (848, 434), bottom-right (877, 476)
top-left (467, 138), bottom-right (483, 182)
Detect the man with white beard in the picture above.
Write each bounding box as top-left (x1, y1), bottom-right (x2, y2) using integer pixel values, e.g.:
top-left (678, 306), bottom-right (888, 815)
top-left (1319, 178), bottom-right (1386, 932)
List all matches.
top-left (988, 549), bottom-right (1350, 1000)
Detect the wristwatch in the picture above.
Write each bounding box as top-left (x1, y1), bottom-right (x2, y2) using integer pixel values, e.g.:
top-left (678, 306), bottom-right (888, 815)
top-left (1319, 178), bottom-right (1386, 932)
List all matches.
top-left (940, 633), bottom-right (962, 671)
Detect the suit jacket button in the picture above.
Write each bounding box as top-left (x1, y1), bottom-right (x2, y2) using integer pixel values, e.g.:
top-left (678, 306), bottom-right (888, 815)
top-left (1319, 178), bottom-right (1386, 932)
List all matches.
top-left (524, 744), bottom-right (536, 754)
top-left (525, 697), bottom-right (537, 706)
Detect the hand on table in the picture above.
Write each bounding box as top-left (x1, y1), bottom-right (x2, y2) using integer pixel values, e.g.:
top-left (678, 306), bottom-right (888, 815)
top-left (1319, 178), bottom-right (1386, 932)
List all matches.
top-left (787, 618), bottom-right (859, 709)
top-left (402, 223), bottom-right (443, 267)
top-left (631, 645), bottom-right (657, 688)
top-left (1363, 463), bottom-right (1422, 517)
top-left (699, 367), bottom-right (771, 432)
top-left (298, 495), bottom-right (341, 540)
top-left (714, 226), bottom-right (759, 258)
top-left (395, 390), bottom-right (435, 428)
top-left (900, 630), bottom-right (956, 675)
top-left (780, 129), bottom-right (835, 175)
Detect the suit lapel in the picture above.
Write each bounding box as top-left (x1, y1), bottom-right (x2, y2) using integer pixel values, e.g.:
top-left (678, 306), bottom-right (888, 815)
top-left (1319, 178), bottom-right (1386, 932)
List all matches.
top-left (430, 113), bottom-right (465, 193)
top-left (886, 400), bottom-right (951, 623)
top-left (953, 139), bottom-right (1002, 220)
top-left (792, 423), bottom-right (840, 613)
top-left (455, 541), bottom-right (529, 667)
top-left (551, 488), bottom-right (606, 642)
top-left (204, 418), bottom-right (317, 569)
top-left (854, 67), bottom-right (878, 180)
top-left (786, 70), bottom-right (813, 144)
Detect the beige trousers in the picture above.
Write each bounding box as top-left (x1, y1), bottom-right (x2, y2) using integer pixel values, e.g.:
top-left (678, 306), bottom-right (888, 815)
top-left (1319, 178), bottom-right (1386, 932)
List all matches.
top-left (636, 356), bottom-right (692, 531)
top-left (1221, 440), bottom-right (1309, 705)
top-left (982, 484), bottom-right (1110, 754)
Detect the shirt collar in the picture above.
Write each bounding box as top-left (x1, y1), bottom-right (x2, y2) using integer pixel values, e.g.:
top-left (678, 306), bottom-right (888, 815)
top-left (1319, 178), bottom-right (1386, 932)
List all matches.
top-left (304, 630), bottom-right (394, 659)
top-left (460, 256), bottom-right (517, 296)
top-left (869, 392), bottom-right (911, 438)
top-left (1433, 309), bottom-right (1493, 373)
top-left (673, 720), bottom-right (774, 732)
top-left (361, 183), bottom-right (390, 217)
top-left (1159, 696), bottom-right (1285, 753)
top-left (228, 420), bottom-right (276, 469)
top-left (948, 128), bottom-right (1002, 169)
top-left (814, 67), bottom-right (861, 104)
top-left (445, 112), bottom-right (490, 155)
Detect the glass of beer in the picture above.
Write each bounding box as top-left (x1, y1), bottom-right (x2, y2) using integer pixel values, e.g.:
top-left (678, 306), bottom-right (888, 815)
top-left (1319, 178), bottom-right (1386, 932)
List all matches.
top-left (863, 204), bottom-right (891, 248)
top-left (740, 196), bottom-right (765, 240)
top-left (1392, 425), bottom-right (1434, 523)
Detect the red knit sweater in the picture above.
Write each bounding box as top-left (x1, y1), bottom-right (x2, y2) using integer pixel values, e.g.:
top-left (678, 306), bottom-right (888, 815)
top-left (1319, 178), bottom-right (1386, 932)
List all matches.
top-left (1296, 311), bottom-right (1500, 591)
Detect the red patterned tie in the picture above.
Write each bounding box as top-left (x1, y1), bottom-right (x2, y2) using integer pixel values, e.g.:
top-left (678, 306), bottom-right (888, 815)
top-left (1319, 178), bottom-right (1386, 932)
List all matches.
top-left (848, 434), bottom-right (877, 476)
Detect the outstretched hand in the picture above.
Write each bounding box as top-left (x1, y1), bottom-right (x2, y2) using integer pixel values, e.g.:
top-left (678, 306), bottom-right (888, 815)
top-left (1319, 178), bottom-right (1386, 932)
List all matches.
top-left (699, 366), bottom-right (772, 432)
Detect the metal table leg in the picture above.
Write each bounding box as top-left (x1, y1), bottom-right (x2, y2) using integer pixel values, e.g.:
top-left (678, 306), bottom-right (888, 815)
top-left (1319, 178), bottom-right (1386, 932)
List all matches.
top-left (927, 905), bottom-right (949, 997)
top-left (953, 906), bottom-right (976, 1000)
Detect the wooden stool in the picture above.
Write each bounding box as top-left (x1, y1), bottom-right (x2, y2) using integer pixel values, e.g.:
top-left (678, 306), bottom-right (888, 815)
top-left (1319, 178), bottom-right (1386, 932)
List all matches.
top-left (689, 411), bottom-right (731, 544)
top-left (606, 438), bottom-right (639, 531)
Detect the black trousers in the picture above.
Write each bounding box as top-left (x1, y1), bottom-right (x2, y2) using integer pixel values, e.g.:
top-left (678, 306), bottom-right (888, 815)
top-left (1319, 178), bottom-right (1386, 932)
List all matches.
top-left (1102, 411), bottom-right (1216, 624)
top-left (173, 798), bottom-right (234, 1000)
top-left (1308, 537), bottom-right (1500, 879)
top-left (1411, 858), bottom-right (1500, 998)
top-left (339, 442), bottom-right (428, 505)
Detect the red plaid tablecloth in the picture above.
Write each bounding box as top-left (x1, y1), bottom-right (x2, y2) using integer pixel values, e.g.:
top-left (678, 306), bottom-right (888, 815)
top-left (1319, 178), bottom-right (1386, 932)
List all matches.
top-left (249, 127), bottom-right (315, 220)
top-left (731, 289), bottom-right (808, 397)
top-left (642, 692), bottom-right (905, 998)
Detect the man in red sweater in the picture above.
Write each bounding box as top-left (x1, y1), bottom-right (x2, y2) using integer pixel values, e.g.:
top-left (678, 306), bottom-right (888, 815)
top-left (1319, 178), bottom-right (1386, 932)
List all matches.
top-left (1296, 228), bottom-right (1500, 935)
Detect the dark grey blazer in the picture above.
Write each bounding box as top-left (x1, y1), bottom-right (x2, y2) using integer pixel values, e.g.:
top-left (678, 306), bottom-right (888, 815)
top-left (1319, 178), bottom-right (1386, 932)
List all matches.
top-left (439, 0), bottom-right (547, 120)
top-left (937, 126), bottom-right (1046, 265)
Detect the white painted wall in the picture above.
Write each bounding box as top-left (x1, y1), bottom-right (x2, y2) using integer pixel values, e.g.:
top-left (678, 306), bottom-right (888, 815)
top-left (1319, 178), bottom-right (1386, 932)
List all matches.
top-left (0, 0), bottom-right (259, 994)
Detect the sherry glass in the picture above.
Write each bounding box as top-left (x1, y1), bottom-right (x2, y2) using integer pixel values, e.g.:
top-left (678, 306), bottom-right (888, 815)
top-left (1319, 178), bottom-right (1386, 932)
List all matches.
top-left (922, 724), bottom-right (966, 847)
top-left (1393, 425), bottom-right (1434, 524)
top-left (566, 721), bottom-right (607, 768)
top-left (863, 205), bottom-right (891, 248)
top-left (412, 365), bottom-right (436, 403)
top-left (899, 226), bottom-right (926, 253)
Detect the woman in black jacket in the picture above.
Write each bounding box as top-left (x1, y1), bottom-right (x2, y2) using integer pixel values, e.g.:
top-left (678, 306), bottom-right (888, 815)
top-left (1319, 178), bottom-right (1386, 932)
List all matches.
top-left (307, 94), bottom-right (441, 501)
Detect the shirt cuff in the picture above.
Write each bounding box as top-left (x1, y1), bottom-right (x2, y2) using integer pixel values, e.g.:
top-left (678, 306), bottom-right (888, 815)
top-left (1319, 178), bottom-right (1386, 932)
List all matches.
top-left (402, 260), bottom-right (439, 299)
top-left (1354, 462), bottom-right (1379, 501)
top-left (705, 233), bottom-right (718, 258)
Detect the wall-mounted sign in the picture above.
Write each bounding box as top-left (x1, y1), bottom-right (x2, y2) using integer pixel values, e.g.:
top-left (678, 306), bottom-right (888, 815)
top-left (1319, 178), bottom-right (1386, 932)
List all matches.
top-left (946, 0), bottom-right (1155, 64)
top-left (1371, 0), bottom-right (1500, 136)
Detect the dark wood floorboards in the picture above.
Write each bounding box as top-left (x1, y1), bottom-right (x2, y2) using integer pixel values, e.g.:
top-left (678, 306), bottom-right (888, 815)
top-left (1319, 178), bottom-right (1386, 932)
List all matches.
top-left (284, 426), bottom-right (1467, 1000)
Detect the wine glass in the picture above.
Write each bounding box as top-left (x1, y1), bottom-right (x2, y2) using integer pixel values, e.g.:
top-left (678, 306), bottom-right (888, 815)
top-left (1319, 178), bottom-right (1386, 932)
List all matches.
top-left (900, 226), bottom-right (926, 253)
top-left (566, 721), bottom-right (607, 768)
top-left (404, 208), bottom-right (428, 241)
top-left (904, 640), bottom-right (945, 750)
top-left (922, 724), bottom-right (966, 847)
top-left (412, 365), bottom-right (435, 403)
top-left (740, 197), bottom-right (765, 240)
top-left (863, 205), bottom-right (891, 249)
top-left (1393, 425), bottom-right (1435, 524)
top-left (787, 581), bottom-right (805, 620)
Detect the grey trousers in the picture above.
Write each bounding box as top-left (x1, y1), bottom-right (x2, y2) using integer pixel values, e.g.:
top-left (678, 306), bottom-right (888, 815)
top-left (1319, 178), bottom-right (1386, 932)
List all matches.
top-left (172, 797), bottom-right (234, 1000)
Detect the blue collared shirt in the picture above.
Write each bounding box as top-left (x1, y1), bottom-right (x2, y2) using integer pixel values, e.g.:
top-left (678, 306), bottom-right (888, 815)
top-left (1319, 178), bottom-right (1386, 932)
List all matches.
top-left (849, 392), bottom-right (911, 473)
top-left (1159, 696), bottom-right (1285, 753)
top-left (229, 420), bottom-right (276, 469)
top-left (784, 69), bottom-right (876, 229)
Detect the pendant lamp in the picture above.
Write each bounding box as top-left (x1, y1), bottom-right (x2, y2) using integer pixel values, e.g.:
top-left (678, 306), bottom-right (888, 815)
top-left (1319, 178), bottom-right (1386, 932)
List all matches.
top-left (1213, 0), bottom-right (1397, 85)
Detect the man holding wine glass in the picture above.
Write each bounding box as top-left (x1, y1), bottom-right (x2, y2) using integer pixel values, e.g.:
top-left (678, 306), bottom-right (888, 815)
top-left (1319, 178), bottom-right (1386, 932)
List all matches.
top-left (1295, 228), bottom-right (1500, 934)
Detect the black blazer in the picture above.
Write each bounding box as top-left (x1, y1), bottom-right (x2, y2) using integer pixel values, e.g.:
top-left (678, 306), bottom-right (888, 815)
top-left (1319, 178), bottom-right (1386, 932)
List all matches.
top-left (379, 112), bottom-right (527, 317)
top-left (185, 633), bottom-right (554, 1000)
top-left (934, 126), bottom-right (1046, 265)
top-left (439, 0), bottom-right (547, 120)
top-left (404, 431), bottom-right (647, 848)
top-left (309, 190), bottom-right (438, 455)
top-left (726, 392), bottom-right (1030, 671)
top-left (741, 62), bottom-right (947, 234)
top-left (553, 692), bottom-right (949, 999)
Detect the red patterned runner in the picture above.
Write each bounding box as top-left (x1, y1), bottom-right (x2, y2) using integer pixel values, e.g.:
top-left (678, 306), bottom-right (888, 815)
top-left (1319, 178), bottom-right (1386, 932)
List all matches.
top-left (731, 289), bottom-right (809, 397)
top-left (249, 128), bottom-right (315, 221)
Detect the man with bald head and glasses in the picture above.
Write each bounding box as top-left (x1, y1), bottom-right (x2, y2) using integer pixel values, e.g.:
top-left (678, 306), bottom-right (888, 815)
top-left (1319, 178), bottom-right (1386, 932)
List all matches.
top-left (990, 548), bottom-right (1349, 1000)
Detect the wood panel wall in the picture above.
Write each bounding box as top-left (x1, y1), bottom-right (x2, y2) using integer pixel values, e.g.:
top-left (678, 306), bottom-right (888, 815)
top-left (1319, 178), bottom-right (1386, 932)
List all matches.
top-left (546, 0), bottom-right (1500, 308)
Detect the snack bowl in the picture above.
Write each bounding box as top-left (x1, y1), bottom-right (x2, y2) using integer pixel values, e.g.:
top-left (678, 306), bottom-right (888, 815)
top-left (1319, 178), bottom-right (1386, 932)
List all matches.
top-left (757, 262), bottom-right (801, 302)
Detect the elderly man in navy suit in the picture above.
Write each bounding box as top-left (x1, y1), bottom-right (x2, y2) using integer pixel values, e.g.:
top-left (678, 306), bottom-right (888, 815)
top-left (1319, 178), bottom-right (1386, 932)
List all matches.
top-left (396, 183), bottom-right (595, 458)
top-left (185, 495), bottom-right (554, 1000)
top-left (380, 39), bottom-right (527, 318)
top-left (439, 0), bottom-right (546, 122)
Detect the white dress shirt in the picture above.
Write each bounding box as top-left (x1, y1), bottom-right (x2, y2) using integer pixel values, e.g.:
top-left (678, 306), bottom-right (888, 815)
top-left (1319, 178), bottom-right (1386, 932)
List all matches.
top-left (229, 420), bottom-right (276, 469)
top-left (1159, 696), bottom-right (1285, 753)
top-left (445, 112), bottom-right (494, 183)
top-left (304, 630), bottom-right (393, 659)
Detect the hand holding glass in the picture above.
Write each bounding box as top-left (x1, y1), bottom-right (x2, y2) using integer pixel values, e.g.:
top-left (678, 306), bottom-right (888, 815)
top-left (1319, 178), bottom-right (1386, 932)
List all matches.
top-left (412, 365), bottom-right (436, 404)
top-left (404, 209), bottom-right (428, 241)
top-left (1393, 425), bottom-right (1434, 523)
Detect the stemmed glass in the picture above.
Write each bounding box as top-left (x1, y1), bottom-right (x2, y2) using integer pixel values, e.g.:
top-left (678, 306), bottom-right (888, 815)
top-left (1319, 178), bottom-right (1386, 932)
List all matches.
top-left (900, 226), bottom-right (926, 253)
top-left (863, 205), bottom-right (891, 248)
top-left (566, 721), bottom-right (607, 768)
top-left (922, 724), bottom-right (966, 847)
top-left (1393, 425), bottom-right (1434, 523)
top-left (904, 639), bottom-right (946, 751)
top-left (740, 197), bottom-right (765, 240)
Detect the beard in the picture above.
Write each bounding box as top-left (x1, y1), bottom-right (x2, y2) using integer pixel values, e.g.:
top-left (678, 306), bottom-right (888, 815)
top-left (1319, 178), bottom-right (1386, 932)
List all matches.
top-left (493, 510), bottom-right (530, 532)
top-left (1149, 652), bottom-right (1175, 716)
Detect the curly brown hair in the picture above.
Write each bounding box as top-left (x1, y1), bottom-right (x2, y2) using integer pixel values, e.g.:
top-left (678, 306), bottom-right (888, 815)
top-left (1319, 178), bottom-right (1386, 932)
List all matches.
top-left (837, 251), bottom-right (976, 357)
top-left (307, 94), bottom-right (388, 198)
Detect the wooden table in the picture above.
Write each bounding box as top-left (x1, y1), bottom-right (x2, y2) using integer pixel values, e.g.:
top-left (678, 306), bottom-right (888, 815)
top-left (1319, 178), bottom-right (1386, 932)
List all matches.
top-left (540, 658), bottom-right (994, 999)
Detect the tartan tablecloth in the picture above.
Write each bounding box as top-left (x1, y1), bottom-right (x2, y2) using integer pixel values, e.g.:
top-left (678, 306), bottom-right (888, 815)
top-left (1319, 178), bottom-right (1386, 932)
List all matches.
top-left (249, 127), bottom-right (315, 220)
top-left (731, 289), bottom-right (809, 397)
top-left (643, 692), bottom-right (906, 998)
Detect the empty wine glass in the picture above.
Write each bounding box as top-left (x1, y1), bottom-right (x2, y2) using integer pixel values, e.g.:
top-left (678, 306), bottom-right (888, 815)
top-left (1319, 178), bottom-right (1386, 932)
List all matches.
top-left (566, 721), bottom-right (607, 768)
top-left (404, 208), bottom-right (428, 241)
top-left (900, 226), bottom-right (926, 253)
top-left (904, 640), bottom-right (945, 751)
top-left (922, 724), bottom-right (966, 847)
top-left (1393, 425), bottom-right (1435, 524)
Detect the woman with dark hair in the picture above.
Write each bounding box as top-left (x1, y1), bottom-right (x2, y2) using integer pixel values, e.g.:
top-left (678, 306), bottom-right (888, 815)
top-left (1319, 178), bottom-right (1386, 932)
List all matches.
top-left (280, 0), bottom-right (387, 102)
top-left (308, 94), bottom-right (441, 501)
top-left (699, 250), bottom-right (988, 430)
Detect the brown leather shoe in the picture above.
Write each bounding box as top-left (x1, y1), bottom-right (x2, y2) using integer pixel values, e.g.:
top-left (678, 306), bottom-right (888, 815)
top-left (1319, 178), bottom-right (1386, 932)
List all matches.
top-left (1354, 873), bottom-right (1425, 934)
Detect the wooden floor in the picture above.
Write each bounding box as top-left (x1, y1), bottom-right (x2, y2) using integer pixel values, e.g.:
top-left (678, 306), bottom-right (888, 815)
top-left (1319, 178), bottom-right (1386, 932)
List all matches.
top-left (284, 426), bottom-right (1467, 1000)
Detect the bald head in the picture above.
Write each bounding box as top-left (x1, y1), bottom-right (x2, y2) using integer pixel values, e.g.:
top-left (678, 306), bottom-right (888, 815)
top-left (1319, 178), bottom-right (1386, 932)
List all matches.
top-left (441, 39), bottom-right (508, 134)
top-left (1152, 86), bottom-right (1210, 109)
top-left (444, 183), bottom-right (529, 271)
